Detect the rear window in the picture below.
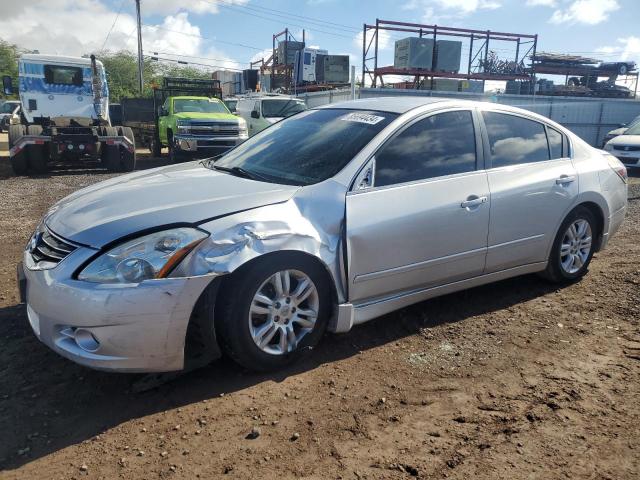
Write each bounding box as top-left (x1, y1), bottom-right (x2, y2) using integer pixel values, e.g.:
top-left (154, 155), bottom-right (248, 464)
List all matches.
top-left (483, 112), bottom-right (550, 167)
top-left (44, 65), bottom-right (83, 86)
top-left (262, 99), bottom-right (307, 118)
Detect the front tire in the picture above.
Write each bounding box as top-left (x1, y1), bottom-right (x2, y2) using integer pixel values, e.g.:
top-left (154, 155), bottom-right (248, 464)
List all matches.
top-left (217, 255), bottom-right (331, 371)
top-left (541, 207), bottom-right (597, 283)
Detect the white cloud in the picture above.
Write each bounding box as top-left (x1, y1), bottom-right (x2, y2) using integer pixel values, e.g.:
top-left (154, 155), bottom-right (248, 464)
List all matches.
top-left (549, 0), bottom-right (619, 25)
top-left (526, 0), bottom-right (557, 6)
top-left (400, 0), bottom-right (500, 23)
top-left (596, 36), bottom-right (640, 63)
top-left (137, 0), bottom-right (248, 16)
top-left (432, 0), bottom-right (501, 13)
top-left (0, 0), bottom-right (243, 70)
top-left (353, 29), bottom-right (392, 52)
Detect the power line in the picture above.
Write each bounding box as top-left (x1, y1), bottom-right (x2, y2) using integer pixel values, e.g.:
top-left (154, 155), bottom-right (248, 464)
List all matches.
top-left (151, 50), bottom-right (246, 66)
top-left (141, 23), bottom-right (265, 51)
top-left (101, 0), bottom-right (127, 52)
top-left (205, 0), bottom-right (360, 34)
top-left (196, 0), bottom-right (355, 39)
top-left (146, 54), bottom-right (243, 71)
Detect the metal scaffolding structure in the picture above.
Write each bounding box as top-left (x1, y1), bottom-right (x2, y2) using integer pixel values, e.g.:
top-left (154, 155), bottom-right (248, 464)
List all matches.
top-left (361, 19), bottom-right (537, 89)
top-left (250, 28), bottom-right (306, 93)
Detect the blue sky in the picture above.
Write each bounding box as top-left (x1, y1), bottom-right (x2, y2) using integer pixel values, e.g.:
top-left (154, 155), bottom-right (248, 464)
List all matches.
top-left (1, 0), bottom-right (638, 84)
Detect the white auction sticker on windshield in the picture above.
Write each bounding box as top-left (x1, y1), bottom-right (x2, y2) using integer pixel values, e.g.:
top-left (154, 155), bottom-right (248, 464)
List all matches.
top-left (341, 112), bottom-right (385, 125)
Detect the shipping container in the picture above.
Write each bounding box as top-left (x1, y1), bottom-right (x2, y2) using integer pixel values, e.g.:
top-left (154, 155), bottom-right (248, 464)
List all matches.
top-left (316, 55), bottom-right (350, 84)
top-left (394, 37), bottom-right (434, 70)
top-left (295, 47), bottom-right (328, 83)
top-left (459, 80), bottom-right (484, 93)
top-left (277, 41), bottom-right (305, 66)
top-left (243, 69), bottom-right (259, 91)
top-left (432, 78), bottom-right (460, 92)
top-left (435, 40), bottom-right (462, 73)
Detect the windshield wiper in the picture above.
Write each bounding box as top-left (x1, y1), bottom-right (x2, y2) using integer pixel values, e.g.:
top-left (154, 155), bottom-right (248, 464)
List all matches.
top-left (212, 165), bottom-right (269, 182)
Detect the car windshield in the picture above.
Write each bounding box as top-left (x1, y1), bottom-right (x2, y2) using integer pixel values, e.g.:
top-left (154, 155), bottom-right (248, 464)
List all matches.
top-left (224, 100), bottom-right (238, 111)
top-left (173, 99), bottom-right (228, 114)
top-left (0, 102), bottom-right (18, 114)
top-left (209, 109), bottom-right (397, 186)
top-left (625, 122), bottom-right (640, 135)
top-left (262, 99), bottom-right (307, 118)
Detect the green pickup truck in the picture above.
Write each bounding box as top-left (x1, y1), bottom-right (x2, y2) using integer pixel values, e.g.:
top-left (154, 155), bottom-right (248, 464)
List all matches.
top-left (158, 96), bottom-right (248, 161)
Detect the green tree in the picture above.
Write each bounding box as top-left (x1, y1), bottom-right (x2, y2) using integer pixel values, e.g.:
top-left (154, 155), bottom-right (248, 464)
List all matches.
top-left (100, 51), bottom-right (214, 102)
top-left (99, 50), bottom-right (159, 101)
top-left (0, 39), bottom-right (20, 99)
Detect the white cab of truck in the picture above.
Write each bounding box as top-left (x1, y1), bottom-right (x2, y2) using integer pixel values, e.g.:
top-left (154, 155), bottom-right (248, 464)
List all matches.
top-left (18, 54), bottom-right (109, 124)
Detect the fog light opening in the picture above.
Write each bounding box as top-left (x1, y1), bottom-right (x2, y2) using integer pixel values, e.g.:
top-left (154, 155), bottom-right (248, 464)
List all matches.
top-left (74, 328), bottom-right (100, 352)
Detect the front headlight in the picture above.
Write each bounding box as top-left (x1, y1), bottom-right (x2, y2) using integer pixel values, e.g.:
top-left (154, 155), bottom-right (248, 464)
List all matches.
top-left (176, 120), bottom-right (190, 135)
top-left (237, 117), bottom-right (248, 135)
top-left (78, 228), bottom-right (208, 284)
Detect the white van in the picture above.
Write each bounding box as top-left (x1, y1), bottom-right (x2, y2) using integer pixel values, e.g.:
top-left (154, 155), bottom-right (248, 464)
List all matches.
top-left (236, 95), bottom-right (307, 136)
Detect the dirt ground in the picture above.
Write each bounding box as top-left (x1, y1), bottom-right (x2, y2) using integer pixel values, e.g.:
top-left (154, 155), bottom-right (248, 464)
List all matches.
top-left (0, 131), bottom-right (638, 479)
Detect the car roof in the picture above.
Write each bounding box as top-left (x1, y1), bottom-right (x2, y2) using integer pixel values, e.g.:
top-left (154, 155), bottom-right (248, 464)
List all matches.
top-left (316, 96), bottom-right (568, 124)
top-left (316, 96), bottom-right (450, 114)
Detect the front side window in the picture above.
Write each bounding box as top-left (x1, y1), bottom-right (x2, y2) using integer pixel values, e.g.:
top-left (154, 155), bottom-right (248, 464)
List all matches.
top-left (211, 109), bottom-right (397, 185)
top-left (374, 110), bottom-right (477, 187)
top-left (44, 65), bottom-right (83, 86)
top-left (0, 103), bottom-right (18, 114)
top-left (261, 99), bottom-right (307, 118)
top-left (483, 112), bottom-right (550, 168)
top-left (173, 98), bottom-right (229, 114)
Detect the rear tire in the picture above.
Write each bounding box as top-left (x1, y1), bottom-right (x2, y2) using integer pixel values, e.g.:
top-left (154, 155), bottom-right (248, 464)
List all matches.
top-left (217, 255), bottom-right (331, 372)
top-left (540, 206), bottom-right (597, 283)
top-left (102, 126), bottom-right (121, 172)
top-left (26, 125), bottom-right (47, 174)
top-left (151, 133), bottom-right (162, 157)
top-left (8, 124), bottom-right (28, 175)
top-left (117, 126), bottom-right (136, 172)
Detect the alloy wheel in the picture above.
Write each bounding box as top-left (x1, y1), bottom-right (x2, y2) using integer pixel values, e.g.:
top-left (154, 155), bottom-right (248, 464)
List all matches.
top-left (248, 269), bottom-right (319, 355)
top-left (560, 219), bottom-right (592, 274)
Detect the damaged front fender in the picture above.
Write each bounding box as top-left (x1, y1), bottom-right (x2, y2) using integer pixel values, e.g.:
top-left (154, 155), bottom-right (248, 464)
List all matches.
top-left (171, 179), bottom-right (349, 307)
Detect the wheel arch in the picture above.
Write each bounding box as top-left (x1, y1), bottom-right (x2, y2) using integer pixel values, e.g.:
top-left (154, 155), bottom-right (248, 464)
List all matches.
top-left (215, 249), bottom-right (340, 319)
top-left (183, 250), bottom-right (341, 368)
top-left (575, 201), bottom-right (605, 251)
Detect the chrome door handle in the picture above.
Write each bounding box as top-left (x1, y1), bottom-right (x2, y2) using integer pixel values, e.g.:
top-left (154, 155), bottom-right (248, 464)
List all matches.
top-left (461, 196), bottom-right (488, 208)
top-left (556, 175), bottom-right (576, 185)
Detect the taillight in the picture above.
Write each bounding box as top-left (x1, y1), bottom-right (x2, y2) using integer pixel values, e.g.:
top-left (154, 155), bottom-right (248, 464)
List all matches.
top-left (603, 153), bottom-right (628, 183)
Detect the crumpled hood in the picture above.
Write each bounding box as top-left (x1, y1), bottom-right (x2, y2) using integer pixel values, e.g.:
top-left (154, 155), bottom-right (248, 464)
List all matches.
top-left (44, 162), bottom-right (299, 247)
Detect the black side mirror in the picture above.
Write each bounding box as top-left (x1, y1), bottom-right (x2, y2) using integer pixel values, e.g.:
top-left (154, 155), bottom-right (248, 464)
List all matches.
top-left (2, 75), bottom-right (13, 96)
top-left (251, 110), bottom-right (260, 119)
top-left (158, 106), bottom-right (167, 117)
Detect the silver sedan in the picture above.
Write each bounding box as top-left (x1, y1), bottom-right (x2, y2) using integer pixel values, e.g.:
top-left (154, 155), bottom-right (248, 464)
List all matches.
top-left (18, 97), bottom-right (628, 372)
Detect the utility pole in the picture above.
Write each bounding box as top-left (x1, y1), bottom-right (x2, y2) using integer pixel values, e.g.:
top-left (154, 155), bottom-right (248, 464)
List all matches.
top-left (135, 0), bottom-right (144, 94)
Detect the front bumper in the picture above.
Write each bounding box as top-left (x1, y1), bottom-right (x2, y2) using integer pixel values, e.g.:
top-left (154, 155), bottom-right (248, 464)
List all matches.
top-left (20, 247), bottom-right (214, 372)
top-left (174, 134), bottom-right (247, 153)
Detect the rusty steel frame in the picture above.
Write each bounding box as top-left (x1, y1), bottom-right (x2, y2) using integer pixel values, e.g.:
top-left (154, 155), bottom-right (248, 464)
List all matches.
top-left (361, 18), bottom-right (538, 89)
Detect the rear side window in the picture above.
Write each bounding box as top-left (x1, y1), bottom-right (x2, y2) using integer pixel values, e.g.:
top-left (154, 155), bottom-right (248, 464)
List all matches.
top-left (547, 127), bottom-right (567, 159)
top-left (44, 65), bottom-right (83, 86)
top-left (483, 112), bottom-right (550, 168)
top-left (375, 110), bottom-right (477, 187)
